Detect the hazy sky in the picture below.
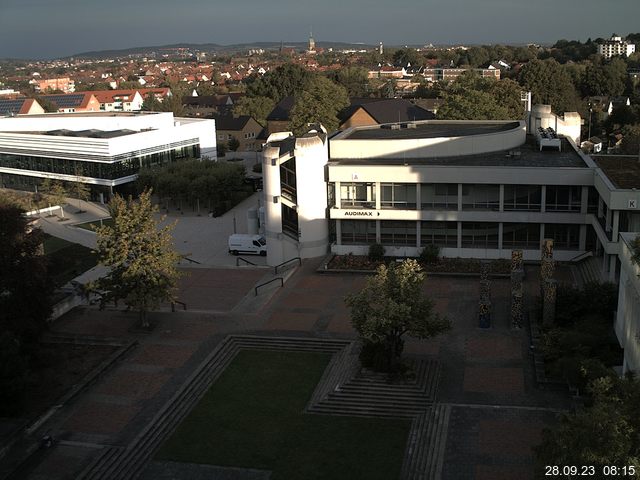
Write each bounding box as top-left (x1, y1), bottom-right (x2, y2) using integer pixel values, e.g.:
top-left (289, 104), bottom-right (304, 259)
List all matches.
top-left (1, 0), bottom-right (639, 59)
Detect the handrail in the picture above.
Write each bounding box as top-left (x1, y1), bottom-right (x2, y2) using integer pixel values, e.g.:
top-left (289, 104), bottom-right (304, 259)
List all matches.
top-left (255, 277), bottom-right (283, 296)
top-left (237, 257), bottom-right (258, 266)
top-left (274, 257), bottom-right (301, 274)
top-left (180, 254), bottom-right (201, 265)
top-left (171, 300), bottom-right (187, 311)
top-left (569, 250), bottom-right (593, 263)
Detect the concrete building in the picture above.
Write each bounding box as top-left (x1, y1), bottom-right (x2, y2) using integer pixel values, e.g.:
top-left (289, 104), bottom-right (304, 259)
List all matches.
top-left (615, 233), bottom-right (640, 374)
top-left (0, 111), bottom-right (216, 200)
top-left (598, 35), bottom-right (636, 59)
top-left (34, 77), bottom-right (75, 93)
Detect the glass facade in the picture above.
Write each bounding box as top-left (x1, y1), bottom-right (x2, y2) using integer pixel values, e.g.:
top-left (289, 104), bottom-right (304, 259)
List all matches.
top-left (280, 158), bottom-right (297, 203)
top-left (461, 184), bottom-right (500, 211)
top-left (421, 183), bottom-right (457, 210)
top-left (282, 204), bottom-right (299, 239)
top-left (461, 222), bottom-right (499, 248)
top-left (502, 223), bottom-right (540, 249)
top-left (381, 183), bottom-right (416, 209)
top-left (504, 185), bottom-right (542, 211)
top-left (545, 185), bottom-right (582, 212)
top-left (0, 145), bottom-right (200, 181)
top-left (380, 221), bottom-right (416, 245)
top-left (341, 220), bottom-right (376, 245)
top-left (544, 223), bottom-right (580, 250)
top-left (420, 221), bottom-right (458, 247)
top-left (340, 182), bottom-right (375, 208)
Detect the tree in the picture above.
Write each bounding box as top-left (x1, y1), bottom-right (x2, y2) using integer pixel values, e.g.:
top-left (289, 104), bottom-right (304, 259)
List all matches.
top-left (70, 166), bottom-right (91, 213)
top-left (228, 136), bottom-right (240, 152)
top-left (246, 63), bottom-right (314, 102)
top-left (232, 95), bottom-right (275, 127)
top-left (518, 59), bottom-right (580, 113)
top-left (289, 76), bottom-right (349, 135)
top-left (582, 58), bottom-right (628, 97)
top-left (392, 48), bottom-right (426, 68)
top-left (40, 178), bottom-right (67, 218)
top-left (91, 190), bottom-right (181, 328)
top-left (620, 124), bottom-right (640, 155)
top-left (437, 73), bottom-right (523, 120)
top-left (345, 259), bottom-right (451, 371)
top-left (332, 66), bottom-right (370, 98)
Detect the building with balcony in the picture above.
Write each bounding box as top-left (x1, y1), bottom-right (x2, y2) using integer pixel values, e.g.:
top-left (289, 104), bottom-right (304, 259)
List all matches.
top-left (598, 35), bottom-right (636, 59)
top-left (0, 111), bottom-right (216, 201)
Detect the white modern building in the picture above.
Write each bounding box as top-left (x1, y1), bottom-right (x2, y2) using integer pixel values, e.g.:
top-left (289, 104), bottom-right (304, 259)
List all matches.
top-left (0, 111), bottom-right (216, 200)
top-left (615, 233), bottom-right (640, 374)
top-left (598, 35), bottom-right (636, 59)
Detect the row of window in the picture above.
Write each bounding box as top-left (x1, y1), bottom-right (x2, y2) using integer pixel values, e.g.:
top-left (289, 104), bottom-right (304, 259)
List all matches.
top-left (335, 183), bottom-right (598, 213)
top-left (340, 220), bottom-right (581, 250)
top-left (0, 146), bottom-right (200, 181)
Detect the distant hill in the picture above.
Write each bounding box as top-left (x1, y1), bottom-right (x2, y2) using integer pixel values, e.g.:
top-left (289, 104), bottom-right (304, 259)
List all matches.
top-left (67, 41), bottom-right (378, 59)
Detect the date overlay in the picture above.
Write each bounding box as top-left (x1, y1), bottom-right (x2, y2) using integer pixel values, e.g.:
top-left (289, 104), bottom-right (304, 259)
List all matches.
top-left (545, 465), bottom-right (637, 477)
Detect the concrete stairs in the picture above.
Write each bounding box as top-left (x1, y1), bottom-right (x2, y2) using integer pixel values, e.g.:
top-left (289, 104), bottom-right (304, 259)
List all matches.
top-left (400, 404), bottom-right (451, 480)
top-left (576, 256), bottom-right (603, 285)
top-left (76, 335), bottom-right (349, 480)
top-left (307, 359), bottom-right (440, 419)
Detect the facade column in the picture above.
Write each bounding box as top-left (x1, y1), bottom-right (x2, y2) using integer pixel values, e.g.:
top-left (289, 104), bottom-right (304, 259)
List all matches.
top-left (375, 182), bottom-right (381, 210)
top-left (598, 196), bottom-right (603, 218)
top-left (457, 221), bottom-right (462, 249)
top-left (498, 222), bottom-right (504, 251)
top-left (416, 221), bottom-right (421, 248)
top-left (499, 184), bottom-right (504, 212)
top-left (612, 210), bottom-right (620, 240)
top-left (376, 220), bottom-right (381, 244)
top-left (540, 185), bottom-right (546, 213)
top-left (457, 184), bottom-right (463, 211)
top-left (579, 224), bottom-right (587, 251)
top-left (334, 181), bottom-right (341, 209)
top-left (539, 224), bottom-right (545, 249)
top-left (415, 184), bottom-right (421, 211)
top-left (606, 207), bottom-right (612, 232)
top-left (335, 220), bottom-right (342, 246)
top-left (609, 254), bottom-right (617, 282)
top-left (580, 186), bottom-right (589, 214)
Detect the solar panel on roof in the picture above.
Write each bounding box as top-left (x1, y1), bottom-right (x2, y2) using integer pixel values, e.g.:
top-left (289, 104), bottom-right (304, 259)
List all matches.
top-left (0, 99), bottom-right (27, 115)
top-left (44, 94), bottom-right (85, 108)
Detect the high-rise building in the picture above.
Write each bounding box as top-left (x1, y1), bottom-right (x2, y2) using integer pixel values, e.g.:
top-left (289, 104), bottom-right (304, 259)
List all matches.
top-left (598, 34), bottom-right (636, 59)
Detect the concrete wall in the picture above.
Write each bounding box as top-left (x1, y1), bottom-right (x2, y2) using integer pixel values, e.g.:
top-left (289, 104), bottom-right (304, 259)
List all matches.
top-left (615, 233), bottom-right (640, 374)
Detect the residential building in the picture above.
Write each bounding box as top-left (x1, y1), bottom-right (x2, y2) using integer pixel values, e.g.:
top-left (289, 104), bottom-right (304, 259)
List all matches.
top-left (339, 98), bottom-right (435, 130)
top-left (0, 98), bottom-right (45, 116)
top-left (215, 115), bottom-right (264, 151)
top-left (85, 90), bottom-right (145, 112)
top-left (598, 35), bottom-right (636, 59)
top-left (34, 77), bottom-right (76, 93)
top-left (0, 111), bottom-right (216, 201)
top-left (39, 93), bottom-right (101, 113)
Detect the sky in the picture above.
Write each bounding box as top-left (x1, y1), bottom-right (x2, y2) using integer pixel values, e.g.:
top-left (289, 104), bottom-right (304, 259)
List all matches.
top-left (0, 0), bottom-right (639, 59)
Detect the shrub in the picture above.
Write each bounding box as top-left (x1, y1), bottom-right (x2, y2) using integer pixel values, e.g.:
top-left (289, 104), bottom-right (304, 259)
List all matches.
top-left (252, 162), bottom-right (263, 173)
top-left (419, 244), bottom-right (440, 264)
top-left (368, 243), bottom-right (385, 262)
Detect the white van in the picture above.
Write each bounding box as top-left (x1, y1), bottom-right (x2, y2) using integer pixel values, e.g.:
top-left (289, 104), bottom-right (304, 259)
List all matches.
top-left (228, 234), bottom-right (267, 256)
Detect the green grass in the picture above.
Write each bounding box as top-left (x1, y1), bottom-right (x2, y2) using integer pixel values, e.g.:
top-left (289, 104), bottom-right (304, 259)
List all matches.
top-left (74, 218), bottom-right (114, 231)
top-left (156, 350), bottom-right (410, 480)
top-left (43, 234), bottom-right (98, 287)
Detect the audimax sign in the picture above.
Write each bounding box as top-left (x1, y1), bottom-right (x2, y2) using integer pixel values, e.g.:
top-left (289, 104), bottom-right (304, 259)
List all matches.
top-left (344, 211), bottom-right (380, 216)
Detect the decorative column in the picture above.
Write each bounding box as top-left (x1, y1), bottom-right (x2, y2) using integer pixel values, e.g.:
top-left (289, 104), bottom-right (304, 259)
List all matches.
top-left (540, 238), bottom-right (556, 327)
top-left (510, 250), bottom-right (524, 329)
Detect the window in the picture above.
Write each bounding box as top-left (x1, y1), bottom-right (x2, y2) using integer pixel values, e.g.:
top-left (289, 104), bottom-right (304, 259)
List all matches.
top-left (421, 183), bottom-right (457, 210)
top-left (587, 187), bottom-right (599, 214)
top-left (282, 204), bottom-right (298, 239)
top-left (340, 182), bottom-right (375, 208)
top-left (341, 220), bottom-right (376, 244)
top-left (545, 186), bottom-right (582, 212)
top-left (461, 184), bottom-right (499, 211)
top-left (280, 158), bottom-right (297, 203)
top-left (380, 221), bottom-right (416, 245)
top-left (420, 221), bottom-right (457, 247)
top-left (381, 183), bottom-right (416, 209)
top-left (544, 224), bottom-right (580, 250)
top-left (502, 223), bottom-right (540, 249)
top-left (461, 222), bottom-right (499, 248)
top-left (504, 185), bottom-right (541, 211)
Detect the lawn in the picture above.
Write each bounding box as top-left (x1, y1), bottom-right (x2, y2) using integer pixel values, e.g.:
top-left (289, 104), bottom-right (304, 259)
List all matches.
top-left (156, 350), bottom-right (411, 480)
top-left (74, 217), bottom-right (114, 231)
top-left (43, 234), bottom-right (98, 287)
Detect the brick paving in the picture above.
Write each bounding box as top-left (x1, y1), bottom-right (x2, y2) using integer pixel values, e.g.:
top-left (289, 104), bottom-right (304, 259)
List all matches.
top-left (4, 261), bottom-right (574, 480)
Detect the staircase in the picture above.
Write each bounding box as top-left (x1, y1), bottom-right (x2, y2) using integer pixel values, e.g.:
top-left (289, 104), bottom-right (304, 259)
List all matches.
top-left (576, 256), bottom-right (603, 285)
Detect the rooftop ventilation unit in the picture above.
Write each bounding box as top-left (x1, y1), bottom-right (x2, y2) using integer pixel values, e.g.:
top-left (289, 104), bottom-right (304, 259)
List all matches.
top-left (390, 124), bottom-right (401, 130)
top-left (535, 127), bottom-right (561, 151)
top-left (405, 123), bottom-right (417, 129)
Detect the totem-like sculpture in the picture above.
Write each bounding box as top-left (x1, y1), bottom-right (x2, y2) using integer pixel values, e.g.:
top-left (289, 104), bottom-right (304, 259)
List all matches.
top-left (540, 239), bottom-right (556, 327)
top-left (510, 249), bottom-right (524, 329)
top-left (479, 262), bottom-right (491, 328)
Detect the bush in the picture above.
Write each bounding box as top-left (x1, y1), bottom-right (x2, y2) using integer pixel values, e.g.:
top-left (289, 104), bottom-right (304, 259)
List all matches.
top-left (368, 243), bottom-right (385, 262)
top-left (252, 162), bottom-right (263, 173)
top-left (419, 244), bottom-right (440, 264)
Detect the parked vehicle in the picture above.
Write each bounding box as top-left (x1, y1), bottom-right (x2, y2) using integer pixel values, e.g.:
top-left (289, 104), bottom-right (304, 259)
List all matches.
top-left (228, 234), bottom-right (267, 256)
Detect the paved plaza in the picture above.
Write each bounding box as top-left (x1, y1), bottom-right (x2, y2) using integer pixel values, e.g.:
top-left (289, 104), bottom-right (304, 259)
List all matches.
top-left (0, 247), bottom-right (572, 479)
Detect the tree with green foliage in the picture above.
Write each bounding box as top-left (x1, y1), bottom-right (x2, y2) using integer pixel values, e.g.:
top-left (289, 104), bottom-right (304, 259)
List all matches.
top-left (0, 205), bottom-right (52, 414)
top-left (40, 178), bottom-right (67, 218)
top-left (534, 376), bottom-right (640, 478)
top-left (289, 76), bottom-right (349, 135)
top-left (92, 190), bottom-right (181, 328)
top-left (228, 136), bottom-right (240, 152)
top-left (438, 73), bottom-right (523, 120)
top-left (345, 259), bottom-right (451, 372)
top-left (246, 63), bottom-right (314, 103)
top-left (332, 66), bottom-right (370, 98)
top-left (582, 58), bottom-right (628, 97)
top-left (392, 48), bottom-right (426, 68)
top-left (70, 166), bottom-right (91, 213)
top-left (518, 58), bottom-right (580, 113)
top-left (620, 124), bottom-right (640, 155)
top-left (232, 95), bottom-right (275, 127)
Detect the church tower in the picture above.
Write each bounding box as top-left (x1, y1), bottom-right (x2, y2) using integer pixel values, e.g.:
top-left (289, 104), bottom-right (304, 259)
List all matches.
top-left (308, 27), bottom-right (316, 54)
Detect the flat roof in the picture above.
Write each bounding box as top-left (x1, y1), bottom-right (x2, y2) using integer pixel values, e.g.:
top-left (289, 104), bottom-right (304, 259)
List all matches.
top-left (329, 136), bottom-right (588, 168)
top-left (13, 111), bottom-right (159, 118)
top-left (340, 121), bottom-right (521, 140)
top-left (593, 155), bottom-right (640, 189)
